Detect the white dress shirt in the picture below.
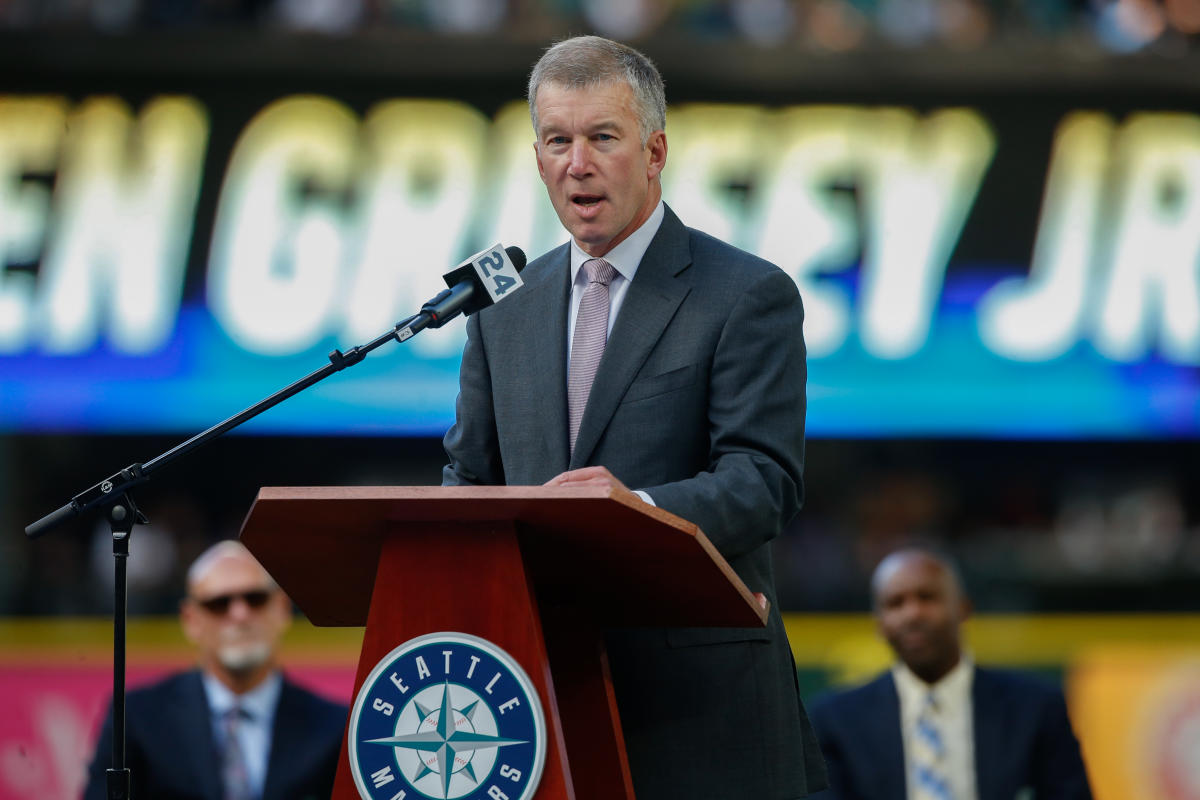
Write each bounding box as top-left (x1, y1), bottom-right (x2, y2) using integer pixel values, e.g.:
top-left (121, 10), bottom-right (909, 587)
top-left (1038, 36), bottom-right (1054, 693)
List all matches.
top-left (565, 201), bottom-right (665, 506)
top-left (566, 199), bottom-right (666, 369)
top-left (202, 670), bottom-right (283, 800)
top-left (894, 656), bottom-right (978, 800)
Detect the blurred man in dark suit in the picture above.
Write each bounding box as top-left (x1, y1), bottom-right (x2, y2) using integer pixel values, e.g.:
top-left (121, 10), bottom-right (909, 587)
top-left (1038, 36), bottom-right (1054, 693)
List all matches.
top-left (809, 548), bottom-right (1092, 800)
top-left (83, 540), bottom-right (346, 800)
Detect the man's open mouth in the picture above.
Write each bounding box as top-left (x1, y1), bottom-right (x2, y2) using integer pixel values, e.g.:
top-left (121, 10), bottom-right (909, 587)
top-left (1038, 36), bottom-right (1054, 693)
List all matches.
top-left (572, 194), bottom-right (603, 207)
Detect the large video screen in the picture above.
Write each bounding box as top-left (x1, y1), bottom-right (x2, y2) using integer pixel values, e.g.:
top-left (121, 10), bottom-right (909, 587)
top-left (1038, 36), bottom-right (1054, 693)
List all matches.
top-left (1, 48), bottom-right (1196, 438)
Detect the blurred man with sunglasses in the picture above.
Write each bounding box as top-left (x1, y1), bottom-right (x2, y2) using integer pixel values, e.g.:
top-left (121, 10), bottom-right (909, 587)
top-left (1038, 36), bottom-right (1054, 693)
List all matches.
top-left (83, 540), bottom-right (347, 800)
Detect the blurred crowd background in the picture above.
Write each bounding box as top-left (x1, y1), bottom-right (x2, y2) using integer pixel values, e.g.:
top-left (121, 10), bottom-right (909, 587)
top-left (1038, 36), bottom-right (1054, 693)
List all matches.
top-left (4, 438), bottom-right (1198, 617)
top-left (0, 0), bottom-right (1198, 55)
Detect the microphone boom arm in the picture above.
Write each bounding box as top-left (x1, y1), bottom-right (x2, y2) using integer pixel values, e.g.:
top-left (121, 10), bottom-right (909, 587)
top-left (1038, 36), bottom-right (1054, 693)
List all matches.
top-left (25, 311), bottom-right (421, 539)
top-left (25, 242), bottom-right (525, 539)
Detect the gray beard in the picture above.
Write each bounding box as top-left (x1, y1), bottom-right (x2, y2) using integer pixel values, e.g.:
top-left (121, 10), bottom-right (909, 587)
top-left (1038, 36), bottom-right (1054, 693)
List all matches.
top-left (217, 641), bottom-right (272, 674)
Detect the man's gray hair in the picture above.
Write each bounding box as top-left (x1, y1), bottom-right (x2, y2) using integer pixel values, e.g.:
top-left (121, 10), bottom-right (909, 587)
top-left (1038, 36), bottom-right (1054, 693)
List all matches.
top-left (527, 35), bottom-right (666, 145)
top-left (186, 539), bottom-right (277, 593)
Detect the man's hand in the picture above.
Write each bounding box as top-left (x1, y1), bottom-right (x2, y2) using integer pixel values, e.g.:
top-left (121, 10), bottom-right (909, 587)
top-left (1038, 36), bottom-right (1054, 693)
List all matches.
top-left (544, 466), bottom-right (633, 495)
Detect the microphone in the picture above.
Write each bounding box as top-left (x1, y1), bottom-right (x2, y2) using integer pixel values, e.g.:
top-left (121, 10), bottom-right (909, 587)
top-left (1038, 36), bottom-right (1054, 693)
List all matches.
top-left (421, 244), bottom-right (527, 329)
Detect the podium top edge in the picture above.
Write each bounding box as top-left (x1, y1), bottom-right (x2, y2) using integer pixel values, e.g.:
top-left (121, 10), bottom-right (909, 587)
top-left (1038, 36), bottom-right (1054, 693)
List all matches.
top-left (251, 485), bottom-right (698, 534)
top-left (255, 485), bottom-right (616, 500)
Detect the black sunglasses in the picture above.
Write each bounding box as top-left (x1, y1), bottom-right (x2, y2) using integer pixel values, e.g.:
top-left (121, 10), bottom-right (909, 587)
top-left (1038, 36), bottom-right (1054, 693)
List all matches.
top-left (192, 588), bottom-right (273, 615)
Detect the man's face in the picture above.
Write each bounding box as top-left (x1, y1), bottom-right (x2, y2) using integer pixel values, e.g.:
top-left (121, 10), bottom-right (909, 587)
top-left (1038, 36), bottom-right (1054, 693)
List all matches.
top-left (874, 556), bottom-right (968, 682)
top-left (180, 553), bottom-right (291, 679)
top-left (533, 80), bottom-right (667, 257)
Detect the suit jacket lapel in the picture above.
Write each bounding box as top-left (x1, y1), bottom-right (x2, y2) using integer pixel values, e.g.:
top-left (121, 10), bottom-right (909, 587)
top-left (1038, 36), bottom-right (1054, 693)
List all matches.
top-left (511, 244), bottom-right (571, 475)
top-left (173, 671), bottom-right (223, 800)
top-left (874, 674), bottom-right (907, 796)
top-left (570, 208), bottom-right (693, 468)
top-left (263, 681), bottom-right (308, 800)
top-left (972, 669), bottom-right (1003, 800)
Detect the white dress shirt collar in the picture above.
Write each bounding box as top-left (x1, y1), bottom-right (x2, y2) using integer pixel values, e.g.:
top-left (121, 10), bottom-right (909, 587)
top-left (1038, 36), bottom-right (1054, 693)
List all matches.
top-left (569, 199), bottom-right (665, 288)
top-left (201, 669), bottom-right (283, 720)
top-left (892, 653), bottom-right (974, 714)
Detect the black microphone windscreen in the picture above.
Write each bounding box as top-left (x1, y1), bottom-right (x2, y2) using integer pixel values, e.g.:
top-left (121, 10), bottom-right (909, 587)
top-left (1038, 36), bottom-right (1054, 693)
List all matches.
top-left (505, 246), bottom-right (527, 273)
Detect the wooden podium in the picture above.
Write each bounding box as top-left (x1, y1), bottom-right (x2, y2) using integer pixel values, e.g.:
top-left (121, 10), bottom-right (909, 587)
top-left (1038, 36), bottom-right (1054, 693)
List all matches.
top-left (239, 486), bottom-right (767, 800)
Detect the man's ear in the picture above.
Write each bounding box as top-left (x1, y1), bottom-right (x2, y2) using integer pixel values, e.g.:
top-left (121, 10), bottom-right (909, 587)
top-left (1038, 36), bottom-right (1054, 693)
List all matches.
top-left (959, 596), bottom-right (974, 623)
top-left (273, 591), bottom-right (293, 633)
top-left (872, 609), bottom-right (885, 640)
top-left (179, 599), bottom-right (200, 646)
top-left (645, 131), bottom-right (667, 179)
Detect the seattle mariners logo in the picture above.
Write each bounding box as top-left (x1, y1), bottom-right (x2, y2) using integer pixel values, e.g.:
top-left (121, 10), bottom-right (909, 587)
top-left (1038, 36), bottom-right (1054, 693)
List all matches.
top-left (349, 633), bottom-right (546, 800)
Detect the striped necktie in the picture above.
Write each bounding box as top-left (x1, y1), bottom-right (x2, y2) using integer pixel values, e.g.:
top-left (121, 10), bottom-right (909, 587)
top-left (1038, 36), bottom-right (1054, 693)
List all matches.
top-left (567, 258), bottom-right (616, 454)
top-left (911, 691), bottom-right (953, 800)
top-left (220, 705), bottom-right (254, 800)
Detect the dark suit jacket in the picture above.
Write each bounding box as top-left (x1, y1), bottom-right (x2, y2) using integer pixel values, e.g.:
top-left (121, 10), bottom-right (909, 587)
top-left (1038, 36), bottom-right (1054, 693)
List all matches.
top-left (83, 670), bottom-right (347, 800)
top-left (443, 205), bottom-right (826, 798)
top-left (808, 667), bottom-right (1093, 800)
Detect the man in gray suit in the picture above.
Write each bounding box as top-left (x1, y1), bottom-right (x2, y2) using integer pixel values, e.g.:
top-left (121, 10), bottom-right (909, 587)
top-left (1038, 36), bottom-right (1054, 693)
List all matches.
top-left (443, 35), bottom-right (825, 798)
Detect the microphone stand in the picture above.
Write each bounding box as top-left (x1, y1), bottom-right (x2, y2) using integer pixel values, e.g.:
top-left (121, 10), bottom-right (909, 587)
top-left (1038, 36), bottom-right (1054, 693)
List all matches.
top-left (24, 309), bottom-right (440, 800)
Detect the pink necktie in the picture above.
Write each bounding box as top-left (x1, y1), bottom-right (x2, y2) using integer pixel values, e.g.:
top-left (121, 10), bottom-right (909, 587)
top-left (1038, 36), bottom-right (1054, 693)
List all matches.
top-left (568, 258), bottom-right (616, 454)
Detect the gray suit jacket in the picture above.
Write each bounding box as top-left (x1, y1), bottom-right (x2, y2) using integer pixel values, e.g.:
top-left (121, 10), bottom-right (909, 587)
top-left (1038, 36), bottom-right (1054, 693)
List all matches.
top-left (444, 205), bottom-right (826, 798)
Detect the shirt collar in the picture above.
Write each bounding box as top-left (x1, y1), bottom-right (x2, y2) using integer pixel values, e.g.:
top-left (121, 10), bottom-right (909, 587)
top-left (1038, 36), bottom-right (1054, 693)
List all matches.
top-left (892, 652), bottom-right (974, 709)
top-left (570, 200), bottom-right (665, 287)
top-left (201, 669), bottom-right (283, 722)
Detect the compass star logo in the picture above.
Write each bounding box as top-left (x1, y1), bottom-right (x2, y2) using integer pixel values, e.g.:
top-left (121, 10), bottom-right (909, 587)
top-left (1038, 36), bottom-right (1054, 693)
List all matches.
top-left (368, 679), bottom-right (528, 797)
top-left (348, 633), bottom-right (546, 800)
